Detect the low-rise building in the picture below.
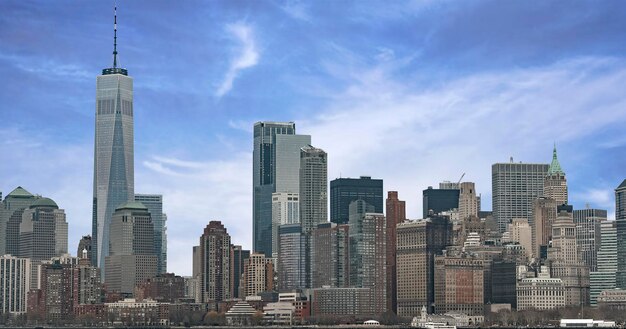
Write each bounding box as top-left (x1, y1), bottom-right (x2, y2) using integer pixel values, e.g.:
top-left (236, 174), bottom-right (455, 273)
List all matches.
top-left (596, 289), bottom-right (626, 310)
top-left (311, 286), bottom-right (372, 317)
top-left (263, 301), bottom-right (294, 325)
top-left (105, 298), bottom-right (169, 326)
top-left (517, 266), bottom-right (565, 310)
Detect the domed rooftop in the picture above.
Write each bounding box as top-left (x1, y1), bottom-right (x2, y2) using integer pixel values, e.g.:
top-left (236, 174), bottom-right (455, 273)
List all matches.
top-left (7, 186), bottom-right (34, 199)
top-left (115, 201), bottom-right (148, 211)
top-left (30, 197), bottom-right (59, 209)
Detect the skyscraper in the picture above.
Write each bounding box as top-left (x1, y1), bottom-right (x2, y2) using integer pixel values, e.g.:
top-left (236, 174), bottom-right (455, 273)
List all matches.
top-left (277, 224), bottom-right (306, 291)
top-left (492, 160), bottom-right (549, 233)
top-left (615, 179), bottom-right (626, 289)
top-left (574, 208), bottom-right (607, 272)
top-left (330, 176), bottom-right (383, 224)
top-left (104, 202), bottom-right (157, 294)
top-left (197, 221), bottom-right (232, 303)
top-left (135, 194), bottom-right (167, 274)
top-left (19, 197), bottom-right (68, 262)
top-left (1, 186), bottom-right (37, 256)
top-left (252, 122), bottom-right (310, 256)
top-left (311, 222), bottom-right (350, 288)
top-left (0, 255), bottom-right (30, 314)
top-left (422, 186), bottom-right (459, 218)
top-left (590, 221), bottom-right (617, 305)
top-left (385, 191), bottom-right (405, 313)
top-left (544, 146), bottom-right (568, 205)
top-left (458, 182), bottom-right (479, 220)
top-left (271, 192), bottom-right (299, 258)
top-left (299, 145), bottom-right (328, 234)
top-left (531, 197), bottom-right (557, 259)
top-left (232, 245), bottom-right (250, 299)
top-left (92, 9), bottom-right (135, 269)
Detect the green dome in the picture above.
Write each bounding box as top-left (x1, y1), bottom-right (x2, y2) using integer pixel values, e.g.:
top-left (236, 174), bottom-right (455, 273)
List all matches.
top-left (30, 197), bottom-right (59, 209)
top-left (115, 201), bottom-right (148, 211)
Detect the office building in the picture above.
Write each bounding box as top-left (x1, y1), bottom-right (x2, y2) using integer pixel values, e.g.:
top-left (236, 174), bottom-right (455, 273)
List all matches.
top-left (434, 252), bottom-right (485, 321)
top-left (517, 266), bottom-right (565, 310)
top-left (77, 235), bottom-right (92, 262)
top-left (311, 287), bottom-right (372, 316)
top-left (543, 146), bottom-right (568, 205)
top-left (0, 255), bottom-right (30, 314)
top-left (574, 208), bottom-right (607, 272)
top-left (385, 191), bottom-right (405, 313)
top-left (135, 194), bottom-right (167, 274)
top-left (396, 217), bottom-right (452, 317)
top-left (422, 186), bottom-right (459, 218)
top-left (491, 261), bottom-right (517, 308)
top-left (531, 197), bottom-right (557, 259)
top-left (253, 121), bottom-right (310, 257)
top-left (92, 13), bottom-right (136, 270)
top-left (492, 160), bottom-right (549, 233)
top-left (241, 253), bottom-right (274, 298)
top-left (507, 218), bottom-right (532, 260)
top-left (458, 182), bottom-right (479, 220)
top-left (18, 197), bottom-right (68, 262)
top-left (135, 273), bottom-right (185, 303)
top-left (547, 210), bottom-right (590, 306)
top-left (330, 176), bottom-right (383, 224)
top-left (104, 202), bottom-right (158, 295)
top-left (590, 221), bottom-right (617, 305)
top-left (1, 186), bottom-right (37, 256)
top-left (311, 222), bottom-right (350, 288)
top-left (277, 224), bottom-right (306, 291)
top-left (196, 221), bottom-right (232, 303)
top-left (232, 245), bottom-right (250, 299)
top-left (299, 145), bottom-right (327, 234)
top-left (271, 192), bottom-right (299, 258)
top-left (615, 179), bottom-right (626, 289)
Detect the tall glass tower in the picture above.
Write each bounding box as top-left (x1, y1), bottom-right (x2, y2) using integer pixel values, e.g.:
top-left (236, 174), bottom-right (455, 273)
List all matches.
top-left (92, 8), bottom-right (134, 270)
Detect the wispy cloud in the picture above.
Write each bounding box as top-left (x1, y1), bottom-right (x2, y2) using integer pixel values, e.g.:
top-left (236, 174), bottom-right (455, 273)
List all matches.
top-left (279, 0), bottom-right (311, 22)
top-left (215, 22), bottom-right (259, 98)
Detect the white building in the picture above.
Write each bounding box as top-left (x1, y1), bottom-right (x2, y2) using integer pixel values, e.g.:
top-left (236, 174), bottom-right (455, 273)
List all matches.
top-left (0, 255), bottom-right (30, 314)
top-left (517, 266), bottom-right (565, 310)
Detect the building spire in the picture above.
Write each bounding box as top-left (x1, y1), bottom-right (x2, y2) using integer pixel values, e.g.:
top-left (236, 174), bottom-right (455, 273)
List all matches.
top-left (113, 4), bottom-right (118, 69)
top-left (548, 143), bottom-right (565, 175)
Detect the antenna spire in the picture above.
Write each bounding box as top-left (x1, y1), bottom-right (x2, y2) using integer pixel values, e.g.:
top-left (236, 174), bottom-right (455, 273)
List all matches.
top-left (113, 4), bottom-right (118, 68)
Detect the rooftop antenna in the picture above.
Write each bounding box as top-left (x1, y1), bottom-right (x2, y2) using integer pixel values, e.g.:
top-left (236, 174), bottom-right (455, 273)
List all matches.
top-left (113, 2), bottom-right (118, 69)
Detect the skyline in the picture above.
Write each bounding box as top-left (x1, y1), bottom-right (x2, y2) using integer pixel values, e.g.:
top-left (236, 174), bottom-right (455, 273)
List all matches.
top-left (2, 1), bottom-right (626, 276)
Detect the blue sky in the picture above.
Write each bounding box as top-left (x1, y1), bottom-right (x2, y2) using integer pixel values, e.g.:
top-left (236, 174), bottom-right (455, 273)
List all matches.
top-left (1, 1), bottom-right (626, 275)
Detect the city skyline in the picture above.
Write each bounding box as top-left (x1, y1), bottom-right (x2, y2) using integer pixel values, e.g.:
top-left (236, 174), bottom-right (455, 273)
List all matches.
top-left (2, 1), bottom-right (626, 276)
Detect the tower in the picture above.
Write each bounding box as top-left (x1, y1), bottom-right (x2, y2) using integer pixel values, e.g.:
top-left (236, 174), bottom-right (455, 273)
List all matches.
top-left (544, 145), bottom-right (568, 205)
top-left (385, 191), bottom-right (405, 313)
top-left (330, 176), bottom-right (383, 224)
top-left (615, 179), bottom-right (626, 289)
top-left (197, 221), bottom-right (232, 303)
top-left (252, 122), bottom-right (310, 256)
top-left (134, 194), bottom-right (167, 274)
top-left (92, 6), bottom-right (135, 269)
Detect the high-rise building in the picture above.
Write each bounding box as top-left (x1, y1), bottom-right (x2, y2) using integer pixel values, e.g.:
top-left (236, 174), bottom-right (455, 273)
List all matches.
top-left (531, 197), bottom-right (557, 259)
top-left (299, 145), bottom-right (327, 234)
top-left (543, 146), bottom-right (568, 206)
top-left (38, 261), bottom-right (74, 322)
top-left (0, 255), bottom-right (30, 314)
top-left (271, 192), bottom-right (299, 258)
top-left (196, 221), bottom-right (232, 303)
top-left (104, 202), bottom-right (157, 294)
top-left (507, 218), bottom-right (532, 260)
top-left (18, 198), bottom-right (68, 262)
top-left (135, 194), bottom-right (167, 274)
top-left (385, 191), bottom-right (405, 313)
top-left (616, 179), bottom-right (626, 289)
top-left (73, 253), bottom-right (103, 306)
top-left (241, 253), bottom-right (274, 298)
top-left (135, 273), bottom-right (185, 303)
top-left (92, 13), bottom-right (135, 269)
top-left (253, 121), bottom-right (310, 257)
top-left (1, 186), bottom-right (37, 256)
top-left (232, 245), bottom-right (250, 299)
top-left (422, 186), bottom-right (459, 218)
top-left (547, 210), bottom-right (590, 306)
top-left (434, 252), bottom-right (485, 321)
top-left (458, 182), bottom-right (479, 220)
top-left (77, 235), bottom-right (92, 263)
top-left (277, 224), bottom-right (306, 291)
top-left (492, 160), bottom-right (549, 233)
top-left (396, 217), bottom-right (452, 316)
top-left (330, 176), bottom-right (383, 224)
top-left (574, 208), bottom-right (607, 272)
top-left (311, 222), bottom-right (350, 288)
top-left (590, 221), bottom-right (617, 305)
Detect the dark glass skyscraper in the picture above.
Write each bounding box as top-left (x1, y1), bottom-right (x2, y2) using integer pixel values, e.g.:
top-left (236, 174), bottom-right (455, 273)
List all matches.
top-left (330, 176), bottom-right (383, 224)
top-left (615, 179), bottom-right (626, 289)
top-left (92, 10), bottom-right (134, 269)
top-left (422, 186), bottom-right (459, 218)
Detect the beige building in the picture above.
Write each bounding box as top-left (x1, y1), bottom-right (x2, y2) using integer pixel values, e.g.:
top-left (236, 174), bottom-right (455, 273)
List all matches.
top-left (517, 266), bottom-right (565, 310)
top-left (531, 197), bottom-right (557, 259)
top-left (241, 253), bottom-right (274, 298)
top-left (0, 255), bottom-right (30, 314)
top-left (508, 218), bottom-right (532, 259)
top-left (547, 210), bottom-right (590, 306)
top-left (458, 182), bottom-right (479, 220)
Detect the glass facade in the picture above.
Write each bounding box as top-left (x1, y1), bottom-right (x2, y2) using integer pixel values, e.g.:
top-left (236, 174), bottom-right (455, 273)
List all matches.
top-left (135, 194), bottom-right (167, 274)
top-left (330, 177), bottom-right (383, 224)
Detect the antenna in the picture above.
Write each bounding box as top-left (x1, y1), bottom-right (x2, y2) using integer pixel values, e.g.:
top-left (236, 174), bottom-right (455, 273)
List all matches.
top-left (113, 3), bottom-right (118, 68)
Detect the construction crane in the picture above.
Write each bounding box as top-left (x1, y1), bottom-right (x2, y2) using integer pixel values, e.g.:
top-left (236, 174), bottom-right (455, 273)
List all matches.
top-left (457, 173), bottom-right (465, 185)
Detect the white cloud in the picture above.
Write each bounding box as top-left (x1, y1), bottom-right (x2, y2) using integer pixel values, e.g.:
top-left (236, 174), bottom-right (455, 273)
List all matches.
top-left (280, 0), bottom-right (311, 22)
top-left (215, 22), bottom-right (259, 98)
